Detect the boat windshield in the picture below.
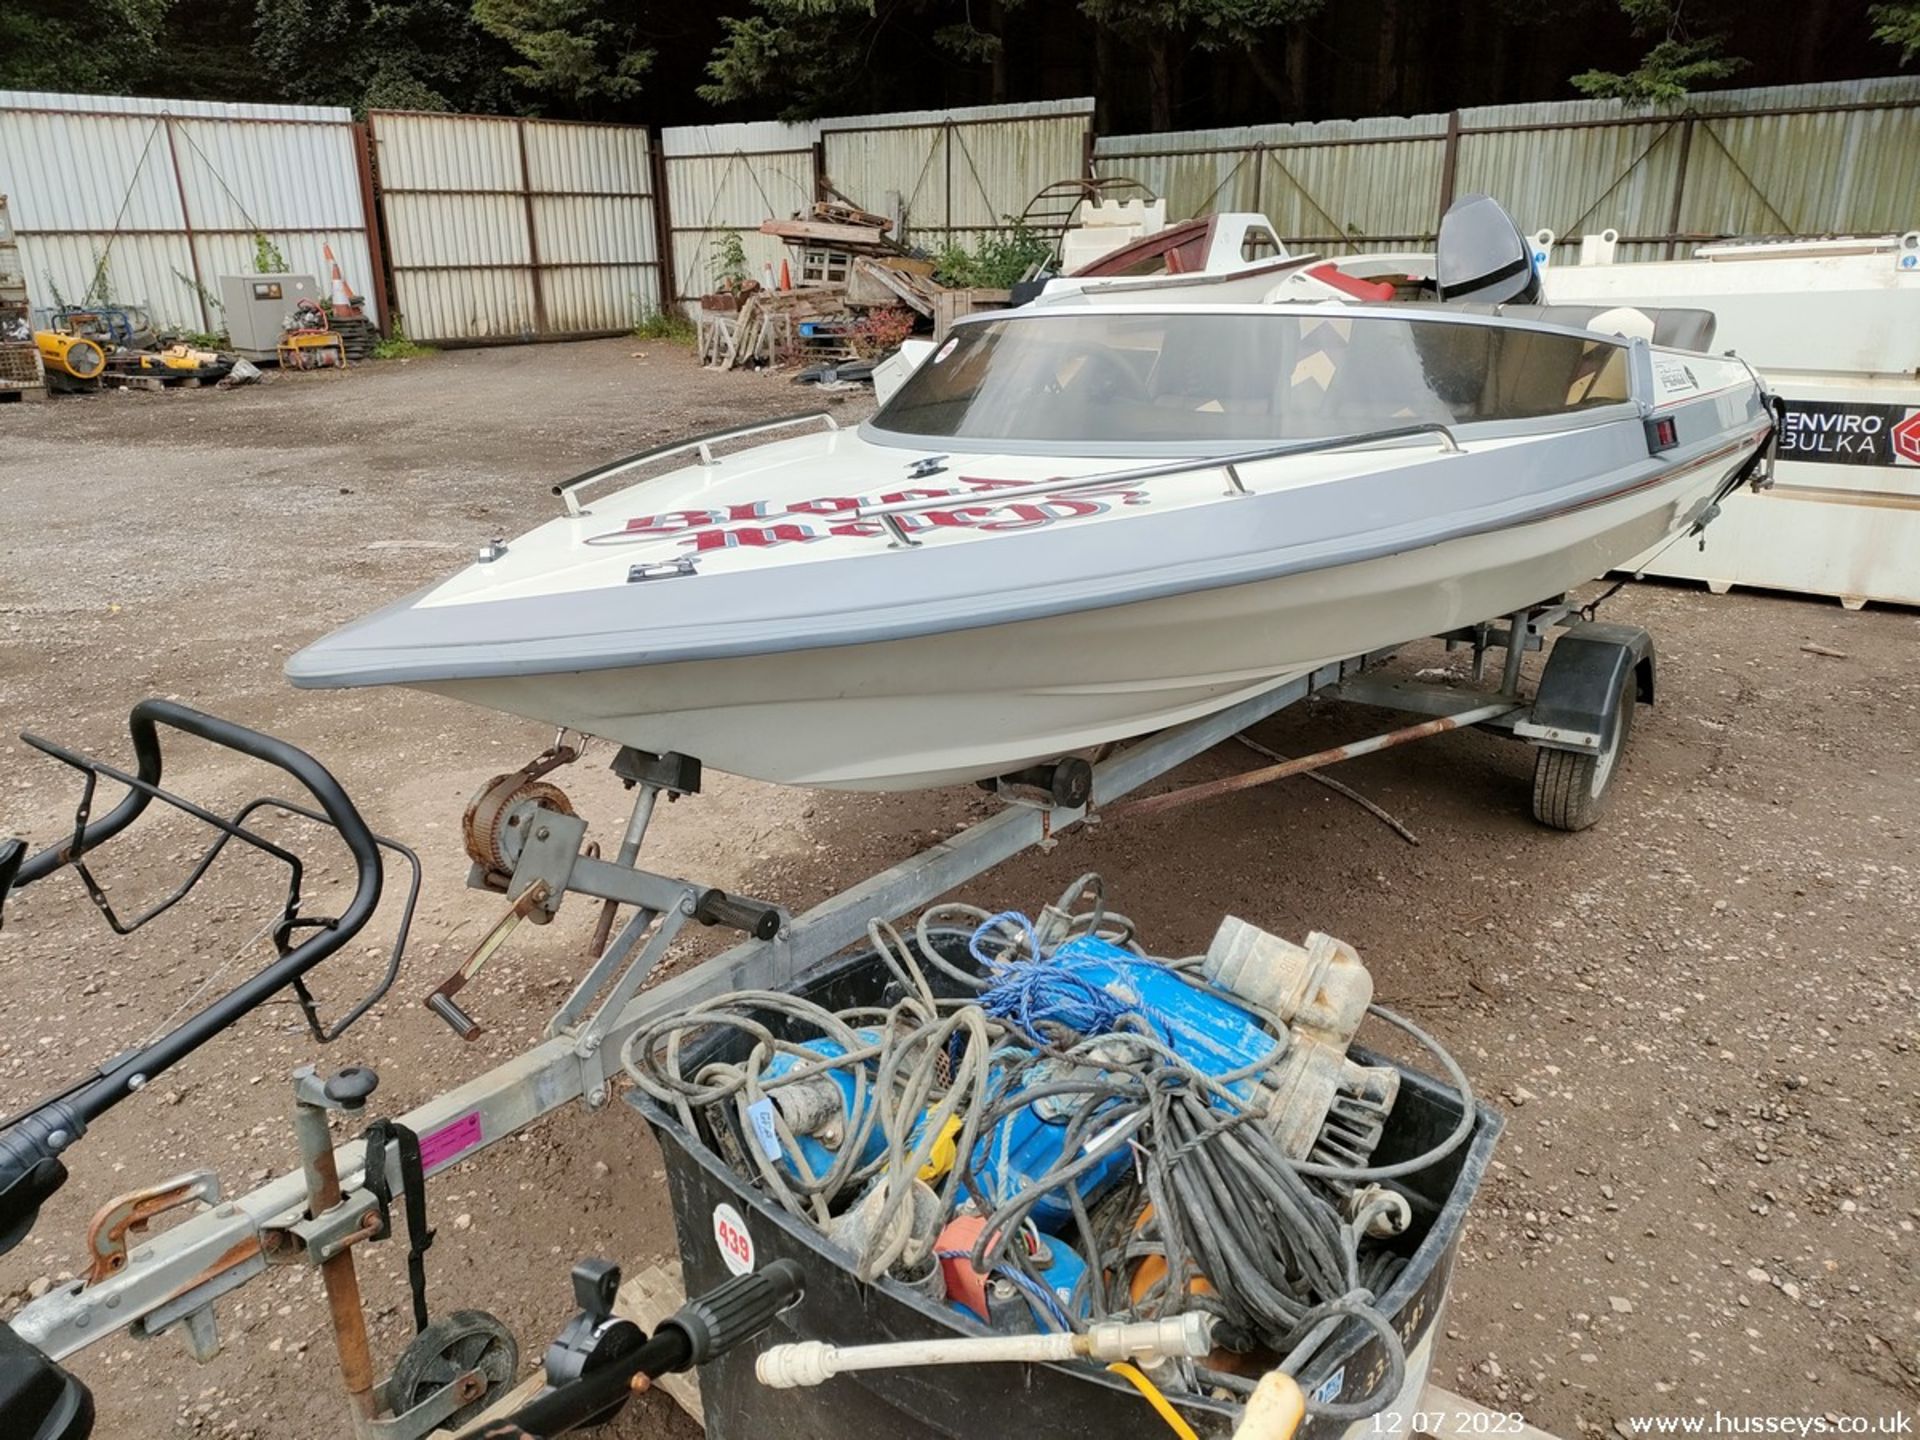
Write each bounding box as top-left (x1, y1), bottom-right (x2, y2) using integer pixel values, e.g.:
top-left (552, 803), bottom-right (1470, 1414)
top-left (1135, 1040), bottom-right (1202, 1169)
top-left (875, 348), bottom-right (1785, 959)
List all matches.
top-left (871, 310), bottom-right (1633, 448)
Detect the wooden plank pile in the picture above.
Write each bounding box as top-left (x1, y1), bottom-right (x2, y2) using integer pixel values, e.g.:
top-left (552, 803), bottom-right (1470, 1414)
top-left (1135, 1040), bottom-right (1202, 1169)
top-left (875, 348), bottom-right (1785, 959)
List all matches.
top-left (0, 193), bottom-right (47, 405)
top-left (698, 286), bottom-right (851, 370)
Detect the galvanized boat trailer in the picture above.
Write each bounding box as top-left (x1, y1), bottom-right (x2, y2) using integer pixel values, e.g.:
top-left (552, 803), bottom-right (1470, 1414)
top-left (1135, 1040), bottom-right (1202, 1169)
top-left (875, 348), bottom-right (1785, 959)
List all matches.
top-left (4, 597), bottom-right (1651, 1438)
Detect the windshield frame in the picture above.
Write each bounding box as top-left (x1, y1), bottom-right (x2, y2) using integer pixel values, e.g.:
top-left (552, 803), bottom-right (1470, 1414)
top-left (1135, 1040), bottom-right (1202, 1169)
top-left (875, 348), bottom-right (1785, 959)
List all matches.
top-left (860, 302), bottom-right (1650, 459)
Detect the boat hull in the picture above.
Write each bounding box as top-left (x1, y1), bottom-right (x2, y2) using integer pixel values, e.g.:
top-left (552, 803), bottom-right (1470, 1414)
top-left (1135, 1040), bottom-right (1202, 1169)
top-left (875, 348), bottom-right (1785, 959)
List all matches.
top-left (413, 440), bottom-right (1757, 790)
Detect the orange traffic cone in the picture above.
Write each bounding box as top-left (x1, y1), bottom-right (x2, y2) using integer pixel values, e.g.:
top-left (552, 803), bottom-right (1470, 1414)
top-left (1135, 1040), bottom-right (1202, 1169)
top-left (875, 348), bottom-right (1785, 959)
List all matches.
top-left (323, 243), bottom-right (356, 311)
top-left (778, 257), bottom-right (792, 291)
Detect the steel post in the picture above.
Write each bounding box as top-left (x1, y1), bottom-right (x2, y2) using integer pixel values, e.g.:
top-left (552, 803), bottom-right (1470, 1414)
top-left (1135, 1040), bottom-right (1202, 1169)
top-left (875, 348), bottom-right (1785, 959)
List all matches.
top-left (292, 1092), bottom-right (379, 1421)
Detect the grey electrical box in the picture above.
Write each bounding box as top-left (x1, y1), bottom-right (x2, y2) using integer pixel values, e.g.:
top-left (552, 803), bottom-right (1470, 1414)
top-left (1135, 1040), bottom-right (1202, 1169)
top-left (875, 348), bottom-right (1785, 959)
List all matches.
top-left (219, 273), bottom-right (323, 360)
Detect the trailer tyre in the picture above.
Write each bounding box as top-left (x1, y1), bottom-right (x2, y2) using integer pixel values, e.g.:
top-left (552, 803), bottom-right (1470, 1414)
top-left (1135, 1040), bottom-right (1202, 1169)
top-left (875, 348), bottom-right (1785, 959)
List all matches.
top-left (389, 1308), bottom-right (519, 1427)
top-left (1531, 679), bottom-right (1634, 832)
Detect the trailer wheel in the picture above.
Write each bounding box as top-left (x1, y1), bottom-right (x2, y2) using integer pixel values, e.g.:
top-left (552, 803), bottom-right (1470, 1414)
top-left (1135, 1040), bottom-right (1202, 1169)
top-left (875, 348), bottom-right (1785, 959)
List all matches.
top-left (389, 1308), bottom-right (519, 1428)
top-left (1531, 678), bottom-right (1634, 831)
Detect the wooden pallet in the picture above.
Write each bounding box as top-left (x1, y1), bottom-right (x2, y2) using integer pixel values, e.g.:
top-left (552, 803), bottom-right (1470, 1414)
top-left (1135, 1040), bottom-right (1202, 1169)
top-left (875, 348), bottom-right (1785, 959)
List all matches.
top-left (0, 381), bottom-right (48, 404)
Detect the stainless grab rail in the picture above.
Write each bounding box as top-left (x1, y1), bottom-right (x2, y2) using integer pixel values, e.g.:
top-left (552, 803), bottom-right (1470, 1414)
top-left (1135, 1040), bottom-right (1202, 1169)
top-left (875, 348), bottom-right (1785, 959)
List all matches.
top-left (854, 422), bottom-right (1463, 547)
top-left (553, 410), bottom-right (841, 517)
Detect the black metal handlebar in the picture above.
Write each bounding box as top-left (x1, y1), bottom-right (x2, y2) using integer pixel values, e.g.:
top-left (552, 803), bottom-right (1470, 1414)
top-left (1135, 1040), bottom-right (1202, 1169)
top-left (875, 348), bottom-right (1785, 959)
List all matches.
top-left (16, 698), bottom-right (379, 891)
top-left (0, 699), bottom-right (395, 1257)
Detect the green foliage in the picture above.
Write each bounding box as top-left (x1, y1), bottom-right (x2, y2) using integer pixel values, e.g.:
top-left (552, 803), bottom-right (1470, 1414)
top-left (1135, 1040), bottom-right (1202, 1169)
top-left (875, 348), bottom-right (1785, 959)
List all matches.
top-left (171, 268), bottom-right (227, 321)
top-left (173, 329), bottom-right (232, 348)
top-left (148, 0), bottom-right (273, 101)
top-left (711, 232), bottom-right (752, 295)
top-left (472, 0), bottom-right (653, 110)
top-left (1077, 0), bottom-right (1323, 51)
top-left (252, 234), bottom-right (288, 274)
top-left (371, 321), bottom-right (437, 360)
top-left (932, 222), bottom-right (1053, 290)
top-left (252, 0), bottom-right (514, 113)
top-left (1871, 1), bottom-right (1920, 64)
top-left (701, 0), bottom-right (1334, 116)
top-left (1571, 0), bottom-right (1745, 102)
top-left (633, 308), bottom-right (696, 342)
top-left (85, 253), bottom-right (118, 306)
top-left (699, 0), bottom-right (881, 116)
top-left (0, 0), bottom-right (173, 92)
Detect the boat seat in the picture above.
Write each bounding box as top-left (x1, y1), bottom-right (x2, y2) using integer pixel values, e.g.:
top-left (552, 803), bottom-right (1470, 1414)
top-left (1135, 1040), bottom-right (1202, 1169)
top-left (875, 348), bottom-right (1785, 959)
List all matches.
top-left (1439, 301), bottom-right (1717, 352)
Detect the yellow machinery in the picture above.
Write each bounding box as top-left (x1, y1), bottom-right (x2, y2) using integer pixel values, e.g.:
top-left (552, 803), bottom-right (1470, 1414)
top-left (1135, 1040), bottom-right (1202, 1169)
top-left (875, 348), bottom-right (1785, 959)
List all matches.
top-left (108, 342), bottom-right (235, 384)
top-left (34, 330), bottom-right (105, 380)
top-left (277, 329), bottom-right (346, 370)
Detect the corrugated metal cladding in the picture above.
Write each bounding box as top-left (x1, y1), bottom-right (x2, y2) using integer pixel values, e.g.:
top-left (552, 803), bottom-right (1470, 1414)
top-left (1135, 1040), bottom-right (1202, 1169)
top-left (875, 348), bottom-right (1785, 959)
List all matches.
top-left (0, 89), bottom-right (374, 334)
top-left (1098, 77), bottom-right (1920, 261)
top-left (370, 110), bottom-right (660, 343)
top-left (660, 99), bottom-right (1095, 298)
top-left (1098, 114), bottom-right (1445, 247)
top-left (821, 98), bottom-right (1094, 248)
top-left (659, 121), bottom-right (815, 300)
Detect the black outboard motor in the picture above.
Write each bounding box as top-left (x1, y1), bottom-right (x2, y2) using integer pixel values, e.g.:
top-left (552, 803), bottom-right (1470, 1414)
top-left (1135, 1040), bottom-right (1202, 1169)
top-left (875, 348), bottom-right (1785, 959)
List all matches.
top-left (1435, 194), bottom-right (1542, 305)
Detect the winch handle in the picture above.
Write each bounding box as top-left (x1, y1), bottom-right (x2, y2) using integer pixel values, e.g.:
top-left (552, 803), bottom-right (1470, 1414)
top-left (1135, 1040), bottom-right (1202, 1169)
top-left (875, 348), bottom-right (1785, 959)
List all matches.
top-left (693, 888), bottom-right (783, 942)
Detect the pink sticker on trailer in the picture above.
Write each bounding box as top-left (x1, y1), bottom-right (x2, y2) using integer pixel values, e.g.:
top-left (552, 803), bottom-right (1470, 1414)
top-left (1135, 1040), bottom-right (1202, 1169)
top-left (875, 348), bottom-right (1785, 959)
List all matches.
top-left (418, 1111), bottom-right (483, 1171)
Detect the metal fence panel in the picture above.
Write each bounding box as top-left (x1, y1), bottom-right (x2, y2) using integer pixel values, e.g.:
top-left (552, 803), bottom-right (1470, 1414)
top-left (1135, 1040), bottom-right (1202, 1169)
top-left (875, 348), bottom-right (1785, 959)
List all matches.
top-left (1097, 115), bottom-right (1446, 250)
top-left (1098, 78), bottom-right (1920, 265)
top-left (371, 110), bottom-right (661, 343)
top-left (1678, 91), bottom-right (1920, 241)
top-left (662, 100), bottom-right (1093, 304)
top-left (0, 89), bottom-right (374, 335)
top-left (821, 98), bottom-right (1094, 249)
top-left (660, 125), bottom-right (816, 299)
top-left (1455, 107), bottom-right (1687, 262)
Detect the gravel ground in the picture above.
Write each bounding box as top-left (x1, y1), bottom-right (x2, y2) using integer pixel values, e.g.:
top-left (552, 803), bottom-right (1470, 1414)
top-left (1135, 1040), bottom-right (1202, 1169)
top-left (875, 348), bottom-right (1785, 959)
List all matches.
top-left (1, 341), bottom-right (1915, 1440)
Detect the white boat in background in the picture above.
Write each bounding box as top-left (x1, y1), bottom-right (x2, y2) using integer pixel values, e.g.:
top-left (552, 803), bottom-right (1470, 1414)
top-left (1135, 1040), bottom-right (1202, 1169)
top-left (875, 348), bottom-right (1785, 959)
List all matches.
top-left (1313, 211), bottom-right (1920, 608)
top-left (1530, 231), bottom-right (1920, 609)
top-left (290, 205), bottom-right (1774, 792)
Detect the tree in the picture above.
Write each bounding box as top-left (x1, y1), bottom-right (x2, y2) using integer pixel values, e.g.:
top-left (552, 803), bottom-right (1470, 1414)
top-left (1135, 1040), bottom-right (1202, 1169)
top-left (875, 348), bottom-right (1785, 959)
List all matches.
top-left (253, 0), bottom-right (514, 112)
top-left (700, 0), bottom-right (879, 116)
top-left (471, 0), bottom-right (655, 112)
top-left (701, 0), bottom-right (1007, 119)
top-left (0, 0), bottom-right (174, 93)
top-left (1571, 0), bottom-right (1745, 102)
top-left (1871, 0), bottom-right (1920, 64)
top-left (1077, 0), bottom-right (1322, 129)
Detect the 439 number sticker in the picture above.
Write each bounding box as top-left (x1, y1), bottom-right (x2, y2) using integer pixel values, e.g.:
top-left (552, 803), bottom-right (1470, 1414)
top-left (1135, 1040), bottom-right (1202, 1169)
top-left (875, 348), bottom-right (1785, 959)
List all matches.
top-left (713, 1201), bottom-right (756, 1276)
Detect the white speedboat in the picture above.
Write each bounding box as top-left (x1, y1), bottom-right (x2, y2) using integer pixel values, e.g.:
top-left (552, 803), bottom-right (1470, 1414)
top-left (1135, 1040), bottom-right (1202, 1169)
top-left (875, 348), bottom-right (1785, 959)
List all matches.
top-left (289, 299), bottom-right (1772, 791)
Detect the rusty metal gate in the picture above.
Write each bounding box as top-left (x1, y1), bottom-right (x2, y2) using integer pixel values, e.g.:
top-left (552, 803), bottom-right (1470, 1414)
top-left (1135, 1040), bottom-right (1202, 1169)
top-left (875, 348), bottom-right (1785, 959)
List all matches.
top-left (369, 109), bottom-right (666, 344)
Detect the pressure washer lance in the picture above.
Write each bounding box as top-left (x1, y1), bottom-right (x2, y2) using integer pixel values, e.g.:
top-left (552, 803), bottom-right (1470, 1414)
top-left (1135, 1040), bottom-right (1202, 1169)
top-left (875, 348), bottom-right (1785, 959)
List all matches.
top-left (461, 1259), bottom-right (806, 1439)
top-left (755, 1312), bottom-right (1212, 1389)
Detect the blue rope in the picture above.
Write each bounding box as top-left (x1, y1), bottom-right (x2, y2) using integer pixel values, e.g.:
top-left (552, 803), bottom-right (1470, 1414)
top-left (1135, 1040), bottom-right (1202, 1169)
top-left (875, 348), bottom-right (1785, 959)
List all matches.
top-left (971, 912), bottom-right (1132, 1045)
top-left (968, 910), bottom-right (1039, 971)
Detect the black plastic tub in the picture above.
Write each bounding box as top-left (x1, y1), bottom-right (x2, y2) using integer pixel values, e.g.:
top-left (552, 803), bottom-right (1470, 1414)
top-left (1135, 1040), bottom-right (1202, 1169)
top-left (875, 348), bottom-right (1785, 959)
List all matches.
top-left (629, 932), bottom-right (1502, 1439)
